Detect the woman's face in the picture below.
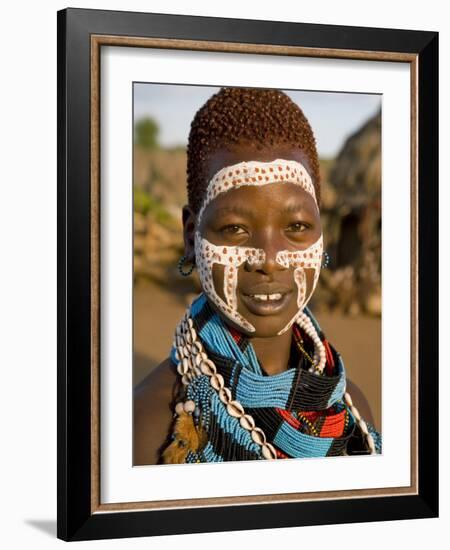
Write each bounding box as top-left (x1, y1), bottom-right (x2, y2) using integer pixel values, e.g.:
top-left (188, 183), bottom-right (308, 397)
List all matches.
top-left (183, 143), bottom-right (322, 338)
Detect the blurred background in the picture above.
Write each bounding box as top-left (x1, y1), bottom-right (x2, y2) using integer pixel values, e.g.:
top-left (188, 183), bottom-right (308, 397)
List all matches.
top-left (133, 84), bottom-right (382, 432)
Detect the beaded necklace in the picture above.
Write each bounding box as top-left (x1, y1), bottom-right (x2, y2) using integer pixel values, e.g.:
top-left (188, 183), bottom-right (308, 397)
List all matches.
top-left (161, 293), bottom-right (382, 463)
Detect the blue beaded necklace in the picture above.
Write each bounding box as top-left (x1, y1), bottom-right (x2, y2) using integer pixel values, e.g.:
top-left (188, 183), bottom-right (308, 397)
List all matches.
top-left (164, 293), bottom-right (382, 462)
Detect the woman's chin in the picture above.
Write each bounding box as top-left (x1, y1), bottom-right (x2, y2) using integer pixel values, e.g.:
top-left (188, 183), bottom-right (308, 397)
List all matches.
top-left (205, 292), bottom-right (299, 338)
top-left (239, 293), bottom-right (297, 334)
top-left (231, 303), bottom-right (299, 338)
top-left (245, 316), bottom-right (296, 338)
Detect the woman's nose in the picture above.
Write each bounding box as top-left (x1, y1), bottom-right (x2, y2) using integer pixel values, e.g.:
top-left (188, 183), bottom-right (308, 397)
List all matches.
top-left (244, 232), bottom-right (286, 275)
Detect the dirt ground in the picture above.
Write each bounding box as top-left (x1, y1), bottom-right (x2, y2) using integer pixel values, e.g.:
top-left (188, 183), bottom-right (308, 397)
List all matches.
top-left (133, 279), bottom-right (381, 432)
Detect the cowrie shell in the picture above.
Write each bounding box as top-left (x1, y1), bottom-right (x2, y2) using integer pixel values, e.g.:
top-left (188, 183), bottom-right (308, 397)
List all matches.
top-left (182, 357), bottom-right (190, 373)
top-left (351, 407), bottom-right (361, 422)
top-left (200, 358), bottom-right (217, 376)
top-left (175, 402), bottom-right (184, 415)
top-left (251, 427), bottom-right (267, 446)
top-left (177, 361), bottom-right (187, 376)
top-left (193, 366), bottom-right (202, 377)
top-left (359, 419), bottom-right (369, 436)
top-left (193, 340), bottom-right (203, 353)
top-left (218, 387), bottom-right (232, 404)
top-left (183, 400), bottom-right (195, 413)
top-left (262, 443), bottom-right (277, 460)
top-left (239, 414), bottom-right (256, 431)
top-left (227, 400), bottom-right (244, 418)
top-left (210, 373), bottom-right (224, 391)
top-left (366, 433), bottom-right (376, 453)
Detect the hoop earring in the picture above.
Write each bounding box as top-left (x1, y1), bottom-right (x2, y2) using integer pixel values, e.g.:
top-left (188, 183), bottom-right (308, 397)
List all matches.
top-left (321, 251), bottom-right (331, 269)
top-left (178, 255), bottom-right (195, 277)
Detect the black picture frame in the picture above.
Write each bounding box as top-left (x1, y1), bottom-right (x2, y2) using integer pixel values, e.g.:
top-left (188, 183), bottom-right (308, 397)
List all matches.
top-left (57, 7), bottom-right (438, 541)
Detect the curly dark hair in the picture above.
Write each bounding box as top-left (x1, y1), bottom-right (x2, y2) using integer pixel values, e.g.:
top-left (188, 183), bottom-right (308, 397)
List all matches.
top-left (186, 87), bottom-right (321, 213)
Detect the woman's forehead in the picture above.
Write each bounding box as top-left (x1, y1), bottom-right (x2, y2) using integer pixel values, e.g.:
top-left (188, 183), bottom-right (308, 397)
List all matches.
top-left (205, 143), bottom-right (313, 183)
top-left (196, 154), bottom-right (318, 227)
top-left (209, 182), bottom-right (316, 215)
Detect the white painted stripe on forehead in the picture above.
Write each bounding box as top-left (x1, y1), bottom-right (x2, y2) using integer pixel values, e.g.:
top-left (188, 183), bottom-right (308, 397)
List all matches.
top-left (197, 158), bottom-right (317, 225)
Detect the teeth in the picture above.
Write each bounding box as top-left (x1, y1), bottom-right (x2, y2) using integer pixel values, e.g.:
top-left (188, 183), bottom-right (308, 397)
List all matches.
top-left (250, 293), bottom-right (283, 301)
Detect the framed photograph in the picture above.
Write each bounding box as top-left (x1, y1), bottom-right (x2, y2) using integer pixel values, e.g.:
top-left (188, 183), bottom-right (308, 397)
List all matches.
top-left (57, 7), bottom-right (438, 541)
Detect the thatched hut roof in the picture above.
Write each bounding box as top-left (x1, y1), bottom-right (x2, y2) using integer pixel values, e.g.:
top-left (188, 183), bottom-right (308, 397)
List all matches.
top-left (329, 109), bottom-right (381, 212)
top-left (313, 109), bottom-right (382, 317)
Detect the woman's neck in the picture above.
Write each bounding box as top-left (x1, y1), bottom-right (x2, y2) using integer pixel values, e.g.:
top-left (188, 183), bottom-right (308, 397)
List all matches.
top-left (249, 330), bottom-right (293, 375)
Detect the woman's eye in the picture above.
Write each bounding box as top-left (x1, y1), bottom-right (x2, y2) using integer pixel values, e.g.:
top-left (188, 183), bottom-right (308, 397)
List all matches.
top-left (287, 222), bottom-right (308, 233)
top-left (221, 224), bottom-right (247, 236)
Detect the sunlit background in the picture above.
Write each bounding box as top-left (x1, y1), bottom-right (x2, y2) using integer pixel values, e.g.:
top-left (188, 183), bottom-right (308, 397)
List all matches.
top-left (133, 84), bottom-right (382, 431)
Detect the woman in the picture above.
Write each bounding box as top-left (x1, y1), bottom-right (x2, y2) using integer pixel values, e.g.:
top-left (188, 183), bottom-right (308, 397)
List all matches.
top-left (134, 87), bottom-right (382, 464)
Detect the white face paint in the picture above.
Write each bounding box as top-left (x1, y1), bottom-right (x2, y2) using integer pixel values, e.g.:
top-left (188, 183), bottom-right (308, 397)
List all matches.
top-left (194, 158), bottom-right (323, 335)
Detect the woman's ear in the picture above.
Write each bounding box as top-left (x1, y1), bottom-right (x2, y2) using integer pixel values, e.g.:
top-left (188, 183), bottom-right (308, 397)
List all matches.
top-left (182, 205), bottom-right (197, 263)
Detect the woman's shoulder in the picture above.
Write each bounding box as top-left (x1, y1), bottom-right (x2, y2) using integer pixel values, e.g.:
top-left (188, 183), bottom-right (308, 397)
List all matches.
top-left (133, 357), bottom-right (181, 465)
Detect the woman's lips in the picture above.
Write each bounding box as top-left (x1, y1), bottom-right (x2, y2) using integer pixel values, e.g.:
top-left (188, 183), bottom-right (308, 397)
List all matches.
top-left (240, 290), bottom-right (293, 316)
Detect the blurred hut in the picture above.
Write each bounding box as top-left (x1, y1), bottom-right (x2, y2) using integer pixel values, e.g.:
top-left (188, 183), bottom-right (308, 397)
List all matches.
top-left (313, 110), bottom-right (382, 317)
top-left (133, 147), bottom-right (201, 296)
